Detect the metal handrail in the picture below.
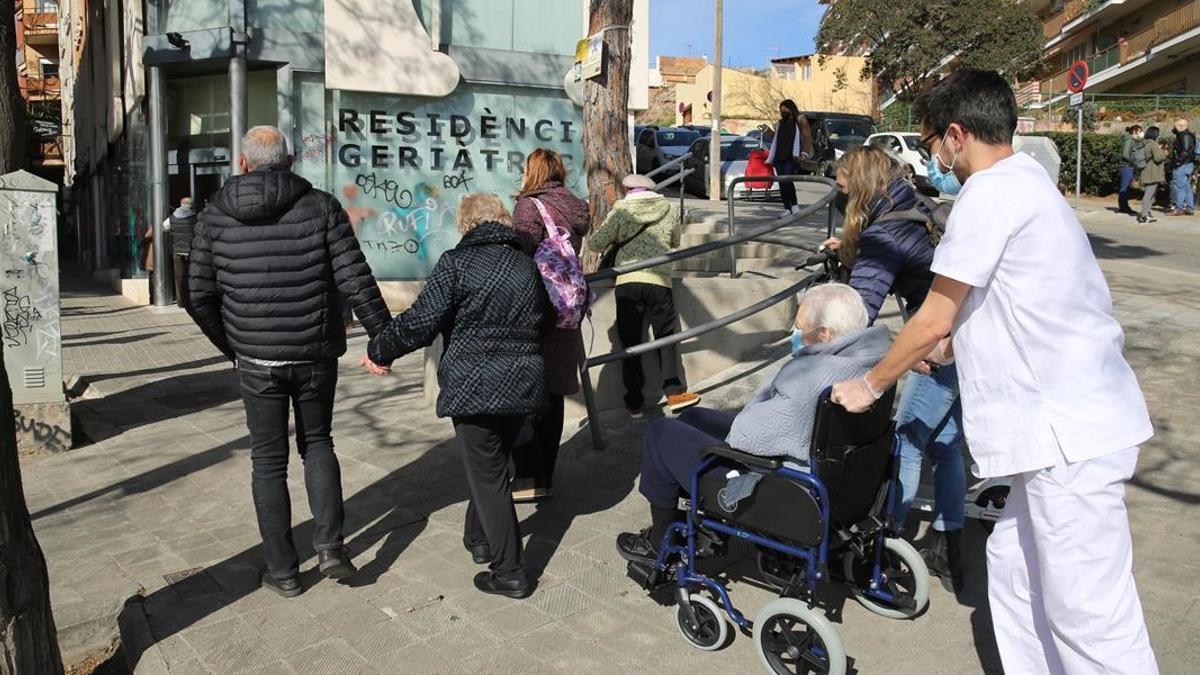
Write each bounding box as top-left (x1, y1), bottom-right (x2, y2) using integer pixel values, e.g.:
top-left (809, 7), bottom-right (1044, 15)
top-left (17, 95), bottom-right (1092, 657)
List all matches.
top-left (725, 174), bottom-right (836, 278)
top-left (645, 152), bottom-right (691, 179)
top-left (579, 177), bottom-right (839, 450)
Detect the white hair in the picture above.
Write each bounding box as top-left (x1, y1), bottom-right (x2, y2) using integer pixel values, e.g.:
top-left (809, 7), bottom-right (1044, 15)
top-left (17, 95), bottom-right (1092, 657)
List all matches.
top-left (241, 126), bottom-right (289, 170)
top-left (796, 282), bottom-right (869, 339)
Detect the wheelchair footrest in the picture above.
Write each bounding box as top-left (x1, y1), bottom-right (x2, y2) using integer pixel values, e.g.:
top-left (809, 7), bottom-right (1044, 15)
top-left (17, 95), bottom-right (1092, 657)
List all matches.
top-left (626, 560), bottom-right (670, 590)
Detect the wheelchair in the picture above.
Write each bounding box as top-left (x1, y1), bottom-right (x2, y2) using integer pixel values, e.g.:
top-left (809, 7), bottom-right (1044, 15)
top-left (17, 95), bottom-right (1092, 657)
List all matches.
top-left (626, 388), bottom-right (930, 674)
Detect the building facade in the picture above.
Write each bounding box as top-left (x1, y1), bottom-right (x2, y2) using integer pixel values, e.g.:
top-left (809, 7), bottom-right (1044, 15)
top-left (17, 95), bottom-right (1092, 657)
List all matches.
top-left (1036, 0), bottom-right (1200, 102)
top-left (59, 0), bottom-right (649, 304)
top-left (675, 55), bottom-right (873, 134)
top-left (15, 0), bottom-right (63, 181)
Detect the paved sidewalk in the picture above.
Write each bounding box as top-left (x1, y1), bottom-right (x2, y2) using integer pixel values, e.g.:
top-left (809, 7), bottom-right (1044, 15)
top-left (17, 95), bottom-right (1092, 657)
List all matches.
top-left (23, 210), bottom-right (1200, 674)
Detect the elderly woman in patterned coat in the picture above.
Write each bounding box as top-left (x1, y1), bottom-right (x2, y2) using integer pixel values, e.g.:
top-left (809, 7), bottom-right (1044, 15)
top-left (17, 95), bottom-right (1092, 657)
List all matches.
top-left (366, 193), bottom-right (551, 600)
top-left (509, 148), bottom-right (590, 502)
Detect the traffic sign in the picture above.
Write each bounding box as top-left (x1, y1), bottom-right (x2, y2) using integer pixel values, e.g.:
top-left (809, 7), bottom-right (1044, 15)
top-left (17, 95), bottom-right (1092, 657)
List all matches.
top-left (1067, 60), bottom-right (1089, 93)
top-left (1069, 92), bottom-right (1084, 107)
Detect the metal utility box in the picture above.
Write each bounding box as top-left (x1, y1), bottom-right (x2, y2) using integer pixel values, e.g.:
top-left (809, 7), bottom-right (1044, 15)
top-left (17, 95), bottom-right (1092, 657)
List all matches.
top-left (1, 170), bottom-right (70, 454)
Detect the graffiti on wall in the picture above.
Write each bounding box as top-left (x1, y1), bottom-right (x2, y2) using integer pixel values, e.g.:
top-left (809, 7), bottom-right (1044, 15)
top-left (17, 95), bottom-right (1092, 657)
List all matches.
top-left (0, 181), bottom-right (61, 392)
top-left (331, 86), bottom-right (584, 280)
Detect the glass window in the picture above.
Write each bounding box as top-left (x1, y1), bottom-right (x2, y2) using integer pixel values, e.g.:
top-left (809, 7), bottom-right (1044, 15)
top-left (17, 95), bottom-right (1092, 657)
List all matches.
top-left (719, 139), bottom-right (756, 161)
top-left (902, 135), bottom-right (921, 151)
top-left (159, 0), bottom-right (227, 34)
top-left (824, 120), bottom-right (876, 150)
top-left (656, 130), bottom-right (699, 147)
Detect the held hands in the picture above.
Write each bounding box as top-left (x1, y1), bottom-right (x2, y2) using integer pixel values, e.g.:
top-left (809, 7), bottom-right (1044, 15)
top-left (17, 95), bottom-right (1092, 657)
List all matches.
top-left (820, 237), bottom-right (842, 252)
top-left (360, 355), bottom-right (391, 376)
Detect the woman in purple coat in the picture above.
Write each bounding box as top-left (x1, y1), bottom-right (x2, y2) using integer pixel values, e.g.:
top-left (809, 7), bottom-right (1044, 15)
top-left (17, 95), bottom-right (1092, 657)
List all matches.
top-left (510, 149), bottom-right (591, 501)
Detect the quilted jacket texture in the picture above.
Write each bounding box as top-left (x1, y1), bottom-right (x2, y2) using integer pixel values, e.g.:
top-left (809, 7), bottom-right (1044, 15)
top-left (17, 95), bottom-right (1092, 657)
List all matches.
top-left (586, 193), bottom-right (680, 287)
top-left (368, 222), bottom-right (551, 418)
top-left (847, 178), bottom-right (936, 323)
top-left (512, 182), bottom-right (591, 396)
top-left (187, 167), bottom-right (391, 362)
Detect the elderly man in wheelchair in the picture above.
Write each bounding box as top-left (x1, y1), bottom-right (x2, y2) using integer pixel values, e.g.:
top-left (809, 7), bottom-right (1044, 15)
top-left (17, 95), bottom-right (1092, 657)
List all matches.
top-left (615, 282), bottom-right (931, 674)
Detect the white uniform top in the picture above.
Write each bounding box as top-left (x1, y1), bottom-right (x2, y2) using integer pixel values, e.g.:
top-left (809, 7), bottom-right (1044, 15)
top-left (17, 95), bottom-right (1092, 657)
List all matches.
top-left (931, 152), bottom-right (1152, 478)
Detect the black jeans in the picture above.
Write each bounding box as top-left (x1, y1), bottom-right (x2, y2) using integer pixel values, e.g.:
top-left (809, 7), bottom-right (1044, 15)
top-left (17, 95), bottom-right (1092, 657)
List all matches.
top-left (454, 415), bottom-right (526, 579)
top-left (513, 393), bottom-right (564, 488)
top-left (172, 253), bottom-right (189, 308)
top-left (777, 158), bottom-right (799, 210)
top-left (238, 359), bottom-right (344, 579)
top-left (615, 282), bottom-right (684, 409)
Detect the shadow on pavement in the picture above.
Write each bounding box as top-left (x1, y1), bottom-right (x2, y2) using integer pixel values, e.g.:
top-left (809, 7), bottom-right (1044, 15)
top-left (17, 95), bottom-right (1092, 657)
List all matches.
top-left (1087, 233), bottom-right (1163, 261)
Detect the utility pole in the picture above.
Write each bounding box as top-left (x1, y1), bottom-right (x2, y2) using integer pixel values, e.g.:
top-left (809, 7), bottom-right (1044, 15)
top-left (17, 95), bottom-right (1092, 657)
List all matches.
top-left (708, 0), bottom-right (723, 201)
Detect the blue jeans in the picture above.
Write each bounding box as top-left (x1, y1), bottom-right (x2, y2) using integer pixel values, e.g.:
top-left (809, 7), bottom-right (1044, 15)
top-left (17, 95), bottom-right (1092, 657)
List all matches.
top-left (1117, 165), bottom-right (1135, 212)
top-left (893, 364), bottom-right (966, 533)
top-left (1172, 162), bottom-right (1195, 211)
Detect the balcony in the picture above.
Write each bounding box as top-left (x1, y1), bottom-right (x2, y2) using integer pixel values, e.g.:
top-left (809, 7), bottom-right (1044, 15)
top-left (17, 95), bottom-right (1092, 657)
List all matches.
top-left (1044, 0), bottom-right (1090, 39)
top-left (1119, 0), bottom-right (1200, 64)
top-left (1040, 42), bottom-right (1120, 95)
top-left (21, 2), bottom-right (60, 46)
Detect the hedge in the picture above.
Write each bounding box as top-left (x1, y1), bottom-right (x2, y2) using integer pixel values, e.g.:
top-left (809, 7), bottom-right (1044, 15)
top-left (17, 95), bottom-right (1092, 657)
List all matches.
top-left (1025, 132), bottom-right (1124, 196)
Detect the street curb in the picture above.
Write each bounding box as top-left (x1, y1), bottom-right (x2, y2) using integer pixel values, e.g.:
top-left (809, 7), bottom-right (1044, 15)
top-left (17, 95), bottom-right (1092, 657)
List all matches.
top-left (118, 595), bottom-right (170, 675)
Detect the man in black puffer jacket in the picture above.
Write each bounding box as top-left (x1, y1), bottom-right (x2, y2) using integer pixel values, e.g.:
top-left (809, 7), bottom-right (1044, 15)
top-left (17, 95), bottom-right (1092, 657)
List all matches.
top-left (188, 126), bottom-right (391, 597)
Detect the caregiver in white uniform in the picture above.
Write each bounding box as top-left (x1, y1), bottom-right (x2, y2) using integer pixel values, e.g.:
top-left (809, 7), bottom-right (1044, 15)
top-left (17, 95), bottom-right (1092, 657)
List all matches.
top-left (831, 69), bottom-right (1158, 675)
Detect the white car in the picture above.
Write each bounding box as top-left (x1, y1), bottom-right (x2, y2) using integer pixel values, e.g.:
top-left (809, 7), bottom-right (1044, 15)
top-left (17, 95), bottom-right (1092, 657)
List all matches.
top-left (867, 132), bottom-right (936, 195)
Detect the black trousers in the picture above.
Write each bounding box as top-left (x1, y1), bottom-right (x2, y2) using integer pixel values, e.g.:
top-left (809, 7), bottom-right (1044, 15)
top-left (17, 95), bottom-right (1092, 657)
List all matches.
top-left (777, 159), bottom-right (799, 210)
top-left (454, 415), bottom-right (526, 578)
top-left (172, 254), bottom-right (189, 307)
top-left (513, 393), bottom-right (564, 488)
top-left (238, 359), bottom-right (344, 579)
top-left (615, 282), bottom-right (684, 409)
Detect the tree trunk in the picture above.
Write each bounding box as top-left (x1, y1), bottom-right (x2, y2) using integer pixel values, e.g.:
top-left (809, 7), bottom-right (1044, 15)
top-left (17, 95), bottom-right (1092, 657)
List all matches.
top-left (582, 0), bottom-right (633, 258)
top-left (0, 10), bottom-right (59, 675)
top-left (0, 15), bottom-right (26, 173)
top-left (0, 348), bottom-right (63, 674)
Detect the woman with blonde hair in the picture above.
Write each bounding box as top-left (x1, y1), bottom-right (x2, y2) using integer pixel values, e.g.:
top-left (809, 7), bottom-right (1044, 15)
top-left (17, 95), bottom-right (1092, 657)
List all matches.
top-left (824, 143), bottom-right (967, 593)
top-left (366, 192), bottom-right (550, 599)
top-left (510, 148), bottom-right (590, 501)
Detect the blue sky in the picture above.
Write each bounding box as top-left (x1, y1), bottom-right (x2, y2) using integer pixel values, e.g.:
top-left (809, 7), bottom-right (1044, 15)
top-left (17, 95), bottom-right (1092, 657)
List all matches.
top-left (649, 0), bottom-right (827, 68)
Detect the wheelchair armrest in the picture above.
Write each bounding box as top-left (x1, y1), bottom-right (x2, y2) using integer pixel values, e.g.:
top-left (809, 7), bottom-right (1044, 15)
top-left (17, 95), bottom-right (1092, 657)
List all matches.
top-left (703, 443), bottom-right (784, 470)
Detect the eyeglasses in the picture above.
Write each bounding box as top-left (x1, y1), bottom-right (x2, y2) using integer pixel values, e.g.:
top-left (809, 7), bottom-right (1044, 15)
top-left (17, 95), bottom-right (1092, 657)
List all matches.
top-left (918, 131), bottom-right (941, 157)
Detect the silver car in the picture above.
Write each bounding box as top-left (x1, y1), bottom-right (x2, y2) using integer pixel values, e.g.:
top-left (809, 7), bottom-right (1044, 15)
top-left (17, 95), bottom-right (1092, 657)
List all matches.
top-left (682, 135), bottom-right (768, 200)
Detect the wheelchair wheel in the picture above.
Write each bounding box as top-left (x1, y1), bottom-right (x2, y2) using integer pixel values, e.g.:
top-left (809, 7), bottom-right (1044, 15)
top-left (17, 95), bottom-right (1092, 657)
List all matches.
top-left (842, 537), bottom-right (929, 620)
top-left (754, 597), bottom-right (846, 675)
top-left (675, 594), bottom-right (729, 651)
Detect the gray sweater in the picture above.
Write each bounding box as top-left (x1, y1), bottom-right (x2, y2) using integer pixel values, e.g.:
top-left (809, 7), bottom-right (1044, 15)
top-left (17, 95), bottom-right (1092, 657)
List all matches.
top-left (725, 325), bottom-right (890, 464)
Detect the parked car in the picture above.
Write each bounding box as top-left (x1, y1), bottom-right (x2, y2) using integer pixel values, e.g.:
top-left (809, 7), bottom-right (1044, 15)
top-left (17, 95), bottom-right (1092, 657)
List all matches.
top-left (655, 128), bottom-right (701, 169)
top-left (799, 112), bottom-right (878, 177)
top-left (744, 126), bottom-right (775, 148)
top-left (867, 132), bottom-right (938, 196)
top-left (680, 124), bottom-right (714, 137)
top-left (681, 135), bottom-right (772, 200)
top-left (635, 126), bottom-right (663, 174)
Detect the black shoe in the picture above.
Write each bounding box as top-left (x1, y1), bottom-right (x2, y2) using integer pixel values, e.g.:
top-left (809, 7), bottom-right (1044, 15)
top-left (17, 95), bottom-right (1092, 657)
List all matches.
top-left (920, 530), bottom-right (963, 594)
top-left (318, 547), bottom-right (357, 580)
top-left (473, 571), bottom-right (531, 599)
top-left (616, 528), bottom-right (660, 564)
top-left (261, 571), bottom-right (303, 598)
top-left (464, 540), bottom-right (491, 565)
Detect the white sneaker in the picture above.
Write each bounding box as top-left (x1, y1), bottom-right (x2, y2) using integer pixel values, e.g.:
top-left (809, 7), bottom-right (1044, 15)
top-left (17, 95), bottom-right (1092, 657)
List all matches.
top-left (790, 205), bottom-right (803, 215)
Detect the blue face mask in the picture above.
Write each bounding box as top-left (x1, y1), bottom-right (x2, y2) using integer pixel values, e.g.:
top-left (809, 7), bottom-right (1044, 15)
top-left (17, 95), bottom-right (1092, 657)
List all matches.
top-left (926, 134), bottom-right (963, 196)
top-left (791, 328), bottom-right (805, 353)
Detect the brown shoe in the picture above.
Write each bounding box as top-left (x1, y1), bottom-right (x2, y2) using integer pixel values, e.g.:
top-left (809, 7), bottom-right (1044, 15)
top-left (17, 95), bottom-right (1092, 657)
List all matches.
top-left (666, 392), bottom-right (702, 413)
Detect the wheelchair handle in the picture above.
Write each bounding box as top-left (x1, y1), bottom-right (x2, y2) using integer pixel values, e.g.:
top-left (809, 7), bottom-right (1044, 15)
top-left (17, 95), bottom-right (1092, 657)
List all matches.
top-left (796, 248), bottom-right (837, 270)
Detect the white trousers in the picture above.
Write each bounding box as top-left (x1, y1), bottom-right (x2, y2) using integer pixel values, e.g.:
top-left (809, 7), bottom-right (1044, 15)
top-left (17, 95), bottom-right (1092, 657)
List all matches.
top-left (987, 446), bottom-right (1158, 675)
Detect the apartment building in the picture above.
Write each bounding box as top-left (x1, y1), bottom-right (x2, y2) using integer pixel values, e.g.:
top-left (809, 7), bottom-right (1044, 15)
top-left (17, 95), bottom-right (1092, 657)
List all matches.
top-left (15, 0), bottom-right (62, 180)
top-left (1037, 0), bottom-right (1200, 103)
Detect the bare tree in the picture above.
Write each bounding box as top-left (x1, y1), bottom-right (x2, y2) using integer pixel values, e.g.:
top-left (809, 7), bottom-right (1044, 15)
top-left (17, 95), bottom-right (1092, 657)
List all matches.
top-left (582, 0), bottom-right (633, 248)
top-left (0, 12), bottom-right (62, 675)
top-left (725, 76), bottom-right (794, 129)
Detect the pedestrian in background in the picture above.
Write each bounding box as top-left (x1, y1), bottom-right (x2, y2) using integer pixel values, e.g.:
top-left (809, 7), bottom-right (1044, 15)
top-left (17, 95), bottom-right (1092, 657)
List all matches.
top-left (366, 193), bottom-right (549, 599)
top-left (1169, 118), bottom-right (1195, 216)
top-left (510, 148), bottom-right (590, 502)
top-left (1117, 125), bottom-right (1141, 215)
top-left (1138, 126), bottom-right (1166, 224)
top-left (163, 197), bottom-right (196, 308)
top-left (188, 126), bottom-right (392, 597)
top-left (588, 174), bottom-right (700, 417)
top-left (825, 144), bottom-right (966, 592)
top-left (832, 69), bottom-right (1158, 675)
top-left (766, 99), bottom-right (814, 218)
